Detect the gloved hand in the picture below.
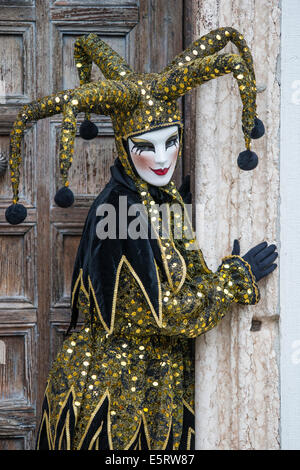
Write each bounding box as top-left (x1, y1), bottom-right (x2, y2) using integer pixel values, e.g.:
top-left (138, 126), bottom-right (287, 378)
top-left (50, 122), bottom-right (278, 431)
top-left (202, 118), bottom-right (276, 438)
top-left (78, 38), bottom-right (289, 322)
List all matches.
top-left (232, 239), bottom-right (278, 282)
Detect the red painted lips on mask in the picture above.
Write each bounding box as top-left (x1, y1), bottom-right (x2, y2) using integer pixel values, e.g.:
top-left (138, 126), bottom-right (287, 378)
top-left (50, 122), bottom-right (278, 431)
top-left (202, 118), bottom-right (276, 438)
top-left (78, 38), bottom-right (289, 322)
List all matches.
top-left (150, 166), bottom-right (170, 176)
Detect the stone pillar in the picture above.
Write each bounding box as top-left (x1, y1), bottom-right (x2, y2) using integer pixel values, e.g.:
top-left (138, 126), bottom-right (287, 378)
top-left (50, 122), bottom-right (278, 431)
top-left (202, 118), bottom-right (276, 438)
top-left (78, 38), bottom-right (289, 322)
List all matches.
top-left (193, 0), bottom-right (281, 449)
top-left (280, 0), bottom-right (300, 450)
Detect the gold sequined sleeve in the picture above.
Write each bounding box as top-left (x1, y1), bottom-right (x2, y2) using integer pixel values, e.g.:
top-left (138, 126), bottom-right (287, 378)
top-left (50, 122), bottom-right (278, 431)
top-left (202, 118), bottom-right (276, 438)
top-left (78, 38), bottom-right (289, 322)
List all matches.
top-left (158, 254), bottom-right (260, 338)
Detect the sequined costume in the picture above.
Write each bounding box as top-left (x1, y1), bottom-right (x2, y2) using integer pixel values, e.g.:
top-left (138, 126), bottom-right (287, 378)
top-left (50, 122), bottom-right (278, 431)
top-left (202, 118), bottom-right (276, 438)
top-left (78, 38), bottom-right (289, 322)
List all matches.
top-left (4, 28), bottom-right (264, 450)
top-left (36, 157), bottom-right (259, 450)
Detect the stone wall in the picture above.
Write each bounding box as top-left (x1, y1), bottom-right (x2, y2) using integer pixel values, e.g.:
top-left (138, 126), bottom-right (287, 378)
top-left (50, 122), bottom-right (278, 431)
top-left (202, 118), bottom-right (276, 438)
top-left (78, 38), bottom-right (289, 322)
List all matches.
top-left (193, 0), bottom-right (281, 449)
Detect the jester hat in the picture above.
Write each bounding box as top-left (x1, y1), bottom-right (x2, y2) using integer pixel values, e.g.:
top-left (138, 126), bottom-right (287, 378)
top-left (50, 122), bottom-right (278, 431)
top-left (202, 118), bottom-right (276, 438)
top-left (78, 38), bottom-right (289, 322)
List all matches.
top-left (5, 27), bottom-right (264, 225)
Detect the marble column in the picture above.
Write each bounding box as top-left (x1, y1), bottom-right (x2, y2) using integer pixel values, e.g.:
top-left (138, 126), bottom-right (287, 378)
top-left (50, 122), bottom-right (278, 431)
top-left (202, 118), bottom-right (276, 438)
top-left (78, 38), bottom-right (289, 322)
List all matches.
top-left (193, 0), bottom-right (281, 450)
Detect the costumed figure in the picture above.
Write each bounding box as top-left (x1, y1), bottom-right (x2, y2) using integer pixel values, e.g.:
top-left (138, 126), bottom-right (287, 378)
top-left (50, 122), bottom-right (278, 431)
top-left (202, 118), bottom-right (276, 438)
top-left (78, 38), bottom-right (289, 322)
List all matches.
top-left (5, 28), bottom-right (277, 450)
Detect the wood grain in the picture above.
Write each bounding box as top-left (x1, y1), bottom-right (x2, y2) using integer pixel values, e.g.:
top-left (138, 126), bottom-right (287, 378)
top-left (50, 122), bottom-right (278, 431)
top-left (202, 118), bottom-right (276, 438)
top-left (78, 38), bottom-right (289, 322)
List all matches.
top-left (0, 0), bottom-right (188, 450)
top-left (50, 6), bottom-right (139, 26)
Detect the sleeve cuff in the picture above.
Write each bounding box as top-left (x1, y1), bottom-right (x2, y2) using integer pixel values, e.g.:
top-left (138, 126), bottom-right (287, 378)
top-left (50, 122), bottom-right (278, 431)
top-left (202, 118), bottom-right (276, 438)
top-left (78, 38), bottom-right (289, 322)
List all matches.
top-left (219, 255), bottom-right (260, 305)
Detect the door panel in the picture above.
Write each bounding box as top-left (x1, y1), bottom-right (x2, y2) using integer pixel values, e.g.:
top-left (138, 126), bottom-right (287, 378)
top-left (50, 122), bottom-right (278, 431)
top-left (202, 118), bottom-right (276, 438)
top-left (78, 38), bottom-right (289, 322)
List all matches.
top-left (0, 0), bottom-right (193, 449)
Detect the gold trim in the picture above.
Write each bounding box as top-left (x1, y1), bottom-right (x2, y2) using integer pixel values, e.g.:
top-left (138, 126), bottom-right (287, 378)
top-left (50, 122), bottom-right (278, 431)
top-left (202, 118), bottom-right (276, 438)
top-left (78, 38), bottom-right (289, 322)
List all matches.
top-left (183, 398), bottom-right (195, 415)
top-left (141, 411), bottom-right (151, 449)
top-left (88, 267), bottom-right (116, 334)
top-left (71, 270), bottom-right (81, 308)
top-left (45, 382), bottom-right (53, 443)
top-left (154, 260), bottom-right (163, 322)
top-left (222, 254), bottom-right (260, 302)
top-left (124, 417), bottom-right (143, 449)
top-left (88, 254), bottom-right (163, 332)
top-left (149, 204), bottom-right (174, 290)
top-left (182, 203), bottom-right (211, 274)
top-left (71, 268), bottom-right (89, 309)
top-left (37, 383), bottom-right (54, 450)
top-left (163, 183), bottom-right (211, 274)
top-left (156, 234), bottom-right (175, 290)
top-left (66, 410), bottom-right (71, 450)
top-left (162, 416), bottom-right (173, 450)
top-left (53, 386), bottom-right (77, 448)
top-left (88, 421), bottom-right (103, 450)
top-left (87, 253), bottom-right (138, 334)
top-left (187, 427), bottom-right (195, 450)
top-left (124, 411), bottom-right (151, 450)
top-left (58, 418), bottom-right (67, 450)
top-left (77, 388), bottom-right (113, 450)
top-left (166, 204), bottom-right (187, 293)
top-left (125, 409), bottom-right (171, 450)
top-left (36, 408), bottom-right (53, 450)
top-left (80, 270), bottom-right (89, 299)
top-left (172, 244), bottom-right (187, 293)
top-left (123, 256), bottom-right (163, 328)
top-left (182, 399), bottom-right (195, 451)
top-left (147, 202), bottom-right (187, 293)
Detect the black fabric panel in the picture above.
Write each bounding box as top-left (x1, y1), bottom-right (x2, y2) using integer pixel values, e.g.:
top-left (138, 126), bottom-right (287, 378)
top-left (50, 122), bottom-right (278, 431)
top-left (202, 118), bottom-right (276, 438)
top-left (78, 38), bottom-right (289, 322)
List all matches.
top-left (54, 392), bottom-right (75, 450)
top-left (79, 396), bottom-right (110, 450)
top-left (165, 423), bottom-right (174, 450)
top-left (179, 404), bottom-right (195, 450)
top-left (35, 393), bottom-right (51, 450)
top-left (68, 158), bottom-right (165, 333)
top-left (127, 419), bottom-right (150, 450)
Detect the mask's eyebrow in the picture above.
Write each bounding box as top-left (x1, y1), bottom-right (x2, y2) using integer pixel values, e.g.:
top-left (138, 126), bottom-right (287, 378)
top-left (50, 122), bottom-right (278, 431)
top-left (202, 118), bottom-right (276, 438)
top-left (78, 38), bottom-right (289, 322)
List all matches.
top-left (131, 131), bottom-right (178, 145)
top-left (166, 131), bottom-right (179, 139)
top-left (131, 137), bottom-right (153, 144)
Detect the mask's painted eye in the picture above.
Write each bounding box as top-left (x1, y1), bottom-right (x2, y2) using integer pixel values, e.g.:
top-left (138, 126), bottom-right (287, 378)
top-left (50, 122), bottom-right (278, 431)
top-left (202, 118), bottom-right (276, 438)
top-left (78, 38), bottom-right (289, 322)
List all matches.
top-left (166, 135), bottom-right (179, 149)
top-left (132, 142), bottom-right (155, 155)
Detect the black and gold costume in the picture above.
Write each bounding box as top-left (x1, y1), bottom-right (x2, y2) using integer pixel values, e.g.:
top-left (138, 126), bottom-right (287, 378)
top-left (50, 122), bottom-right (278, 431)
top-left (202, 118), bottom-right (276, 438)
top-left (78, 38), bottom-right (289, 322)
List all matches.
top-left (5, 28), bottom-right (264, 450)
top-left (36, 158), bottom-right (259, 450)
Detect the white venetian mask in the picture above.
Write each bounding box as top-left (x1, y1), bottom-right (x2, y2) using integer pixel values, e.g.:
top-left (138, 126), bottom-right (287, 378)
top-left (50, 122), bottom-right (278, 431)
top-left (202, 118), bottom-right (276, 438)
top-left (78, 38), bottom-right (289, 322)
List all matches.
top-left (128, 125), bottom-right (179, 186)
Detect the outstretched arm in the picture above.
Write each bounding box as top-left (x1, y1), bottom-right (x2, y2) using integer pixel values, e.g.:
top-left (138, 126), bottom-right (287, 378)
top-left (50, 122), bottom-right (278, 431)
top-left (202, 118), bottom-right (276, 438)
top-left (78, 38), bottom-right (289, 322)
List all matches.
top-left (156, 253), bottom-right (260, 338)
top-left (155, 239), bottom-right (277, 338)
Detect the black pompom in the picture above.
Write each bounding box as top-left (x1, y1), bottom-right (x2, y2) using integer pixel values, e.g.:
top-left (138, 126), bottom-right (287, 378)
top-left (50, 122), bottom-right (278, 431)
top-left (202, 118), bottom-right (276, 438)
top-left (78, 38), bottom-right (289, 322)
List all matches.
top-left (79, 119), bottom-right (98, 140)
top-left (250, 117), bottom-right (265, 139)
top-left (54, 187), bottom-right (74, 208)
top-left (237, 150), bottom-right (259, 171)
top-left (5, 203), bottom-right (27, 225)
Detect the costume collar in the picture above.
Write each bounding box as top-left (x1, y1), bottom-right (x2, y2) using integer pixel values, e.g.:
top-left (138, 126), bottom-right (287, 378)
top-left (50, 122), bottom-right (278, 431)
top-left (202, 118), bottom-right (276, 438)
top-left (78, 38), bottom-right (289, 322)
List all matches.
top-left (110, 158), bottom-right (174, 204)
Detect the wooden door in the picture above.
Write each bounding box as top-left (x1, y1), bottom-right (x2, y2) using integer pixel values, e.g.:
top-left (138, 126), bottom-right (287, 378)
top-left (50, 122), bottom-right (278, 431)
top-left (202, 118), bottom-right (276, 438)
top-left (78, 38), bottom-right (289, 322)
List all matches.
top-left (0, 0), bottom-right (194, 450)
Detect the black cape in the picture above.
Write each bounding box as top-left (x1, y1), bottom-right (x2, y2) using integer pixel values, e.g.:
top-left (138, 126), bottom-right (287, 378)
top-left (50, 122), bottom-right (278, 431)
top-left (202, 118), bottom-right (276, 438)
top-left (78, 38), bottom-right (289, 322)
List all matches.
top-left (69, 158), bottom-right (186, 333)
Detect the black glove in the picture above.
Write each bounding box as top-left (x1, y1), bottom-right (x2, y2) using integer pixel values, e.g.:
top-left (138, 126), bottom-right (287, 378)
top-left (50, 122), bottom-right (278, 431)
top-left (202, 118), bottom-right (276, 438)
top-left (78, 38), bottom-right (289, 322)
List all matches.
top-left (232, 239), bottom-right (278, 282)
